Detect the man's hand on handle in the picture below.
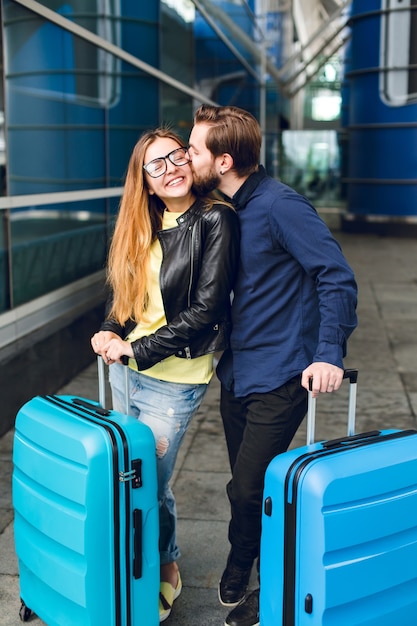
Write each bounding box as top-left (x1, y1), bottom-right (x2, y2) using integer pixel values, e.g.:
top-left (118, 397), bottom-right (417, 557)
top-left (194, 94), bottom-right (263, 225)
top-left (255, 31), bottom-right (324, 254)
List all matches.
top-left (301, 362), bottom-right (344, 398)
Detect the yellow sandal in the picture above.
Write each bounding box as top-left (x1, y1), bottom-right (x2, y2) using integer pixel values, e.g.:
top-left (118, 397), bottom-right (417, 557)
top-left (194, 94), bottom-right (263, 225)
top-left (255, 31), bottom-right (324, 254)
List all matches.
top-left (159, 571), bottom-right (182, 622)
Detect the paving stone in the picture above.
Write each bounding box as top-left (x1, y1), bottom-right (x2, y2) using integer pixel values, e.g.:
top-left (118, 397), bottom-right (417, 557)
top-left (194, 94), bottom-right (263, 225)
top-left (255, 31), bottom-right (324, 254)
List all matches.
top-left (1, 231), bottom-right (417, 625)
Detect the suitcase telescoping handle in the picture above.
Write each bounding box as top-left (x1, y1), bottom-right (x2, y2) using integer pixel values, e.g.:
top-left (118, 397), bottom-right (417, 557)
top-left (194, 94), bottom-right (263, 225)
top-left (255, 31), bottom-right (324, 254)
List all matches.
top-left (97, 355), bottom-right (130, 415)
top-left (306, 369), bottom-right (358, 446)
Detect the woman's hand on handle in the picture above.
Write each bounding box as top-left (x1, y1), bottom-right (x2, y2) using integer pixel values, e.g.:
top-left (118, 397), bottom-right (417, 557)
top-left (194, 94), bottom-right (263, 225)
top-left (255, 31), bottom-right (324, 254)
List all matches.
top-left (91, 331), bottom-right (133, 365)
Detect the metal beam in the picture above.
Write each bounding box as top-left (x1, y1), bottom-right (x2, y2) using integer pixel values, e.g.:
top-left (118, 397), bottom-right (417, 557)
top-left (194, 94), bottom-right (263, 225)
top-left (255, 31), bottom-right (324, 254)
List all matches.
top-left (190, 0), bottom-right (285, 88)
top-left (191, 0), bottom-right (262, 83)
top-left (0, 186), bottom-right (123, 211)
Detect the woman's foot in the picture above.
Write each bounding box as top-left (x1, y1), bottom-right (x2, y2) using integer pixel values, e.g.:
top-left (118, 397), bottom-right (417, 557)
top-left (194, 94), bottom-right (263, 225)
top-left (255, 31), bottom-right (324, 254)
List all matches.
top-left (159, 563), bottom-right (182, 622)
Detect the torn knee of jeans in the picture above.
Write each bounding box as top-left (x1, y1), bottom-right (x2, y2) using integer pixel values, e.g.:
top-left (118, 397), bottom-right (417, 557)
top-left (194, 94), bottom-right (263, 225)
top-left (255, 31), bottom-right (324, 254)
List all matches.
top-left (156, 435), bottom-right (170, 458)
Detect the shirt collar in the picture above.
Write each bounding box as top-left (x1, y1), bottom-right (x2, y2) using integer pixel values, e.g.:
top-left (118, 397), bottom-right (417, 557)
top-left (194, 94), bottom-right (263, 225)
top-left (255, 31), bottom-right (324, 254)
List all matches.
top-left (232, 165), bottom-right (267, 211)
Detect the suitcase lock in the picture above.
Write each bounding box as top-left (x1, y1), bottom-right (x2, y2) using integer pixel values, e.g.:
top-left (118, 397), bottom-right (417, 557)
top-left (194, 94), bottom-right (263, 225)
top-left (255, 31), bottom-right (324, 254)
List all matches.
top-left (119, 459), bottom-right (143, 488)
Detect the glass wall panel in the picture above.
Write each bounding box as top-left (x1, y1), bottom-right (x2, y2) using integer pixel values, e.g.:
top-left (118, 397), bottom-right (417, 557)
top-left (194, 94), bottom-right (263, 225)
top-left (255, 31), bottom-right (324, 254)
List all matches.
top-left (2, 0), bottom-right (161, 309)
top-left (279, 130), bottom-right (342, 206)
top-left (2, 0), bottom-right (329, 313)
top-left (160, 1), bottom-right (195, 138)
top-left (194, 2), bottom-right (258, 114)
top-left (303, 55), bottom-right (342, 129)
top-left (0, 210), bottom-right (10, 312)
top-left (9, 200), bottom-right (108, 307)
top-left (3, 1), bottom-right (159, 198)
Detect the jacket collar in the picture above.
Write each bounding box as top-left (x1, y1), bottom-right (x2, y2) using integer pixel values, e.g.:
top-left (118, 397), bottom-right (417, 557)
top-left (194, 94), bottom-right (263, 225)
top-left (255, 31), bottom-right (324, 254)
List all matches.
top-left (232, 165), bottom-right (267, 211)
top-left (173, 197), bottom-right (205, 225)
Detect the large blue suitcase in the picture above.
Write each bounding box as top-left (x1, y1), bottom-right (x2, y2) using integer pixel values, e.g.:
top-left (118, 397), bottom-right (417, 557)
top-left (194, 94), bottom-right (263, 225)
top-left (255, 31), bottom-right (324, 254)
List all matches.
top-left (13, 359), bottom-right (159, 625)
top-left (260, 370), bottom-right (417, 626)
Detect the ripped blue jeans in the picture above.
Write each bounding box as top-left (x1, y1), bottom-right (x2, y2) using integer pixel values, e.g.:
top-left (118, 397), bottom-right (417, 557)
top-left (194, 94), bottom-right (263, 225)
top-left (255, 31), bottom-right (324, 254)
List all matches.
top-left (109, 362), bottom-right (207, 565)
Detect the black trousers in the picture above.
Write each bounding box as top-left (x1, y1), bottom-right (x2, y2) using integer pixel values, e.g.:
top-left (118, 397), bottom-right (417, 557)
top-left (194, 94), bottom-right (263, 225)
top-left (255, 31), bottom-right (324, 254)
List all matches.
top-left (220, 376), bottom-right (307, 569)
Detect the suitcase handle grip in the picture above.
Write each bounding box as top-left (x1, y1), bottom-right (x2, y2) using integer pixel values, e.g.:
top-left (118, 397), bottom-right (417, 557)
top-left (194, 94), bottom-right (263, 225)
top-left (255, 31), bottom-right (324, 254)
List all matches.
top-left (97, 356), bottom-right (130, 415)
top-left (72, 397), bottom-right (111, 416)
top-left (133, 509), bottom-right (143, 579)
top-left (307, 368), bottom-right (358, 446)
top-left (307, 368), bottom-right (358, 392)
top-left (342, 368), bottom-right (358, 384)
top-left (323, 429), bottom-right (380, 449)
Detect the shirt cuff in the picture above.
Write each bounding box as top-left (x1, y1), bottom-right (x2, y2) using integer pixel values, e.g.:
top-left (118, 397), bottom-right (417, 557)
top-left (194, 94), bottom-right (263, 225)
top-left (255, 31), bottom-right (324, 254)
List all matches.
top-left (313, 341), bottom-right (345, 369)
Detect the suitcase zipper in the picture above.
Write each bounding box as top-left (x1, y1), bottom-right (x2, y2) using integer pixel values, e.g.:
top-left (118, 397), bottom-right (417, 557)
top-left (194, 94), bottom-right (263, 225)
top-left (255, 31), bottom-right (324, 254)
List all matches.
top-left (72, 398), bottom-right (143, 488)
top-left (281, 428), bottom-right (417, 626)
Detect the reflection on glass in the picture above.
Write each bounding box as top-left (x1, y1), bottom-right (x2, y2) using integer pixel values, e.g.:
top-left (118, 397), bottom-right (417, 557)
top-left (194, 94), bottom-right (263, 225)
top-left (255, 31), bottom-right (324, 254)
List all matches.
top-left (160, 1), bottom-right (194, 136)
top-left (9, 201), bottom-right (109, 307)
top-left (9, 0), bottom-right (122, 107)
top-left (2, 1), bottom-right (160, 309)
top-left (311, 89), bottom-right (341, 121)
top-left (161, 0), bottom-right (195, 23)
top-left (380, 0), bottom-right (417, 106)
top-left (0, 210), bottom-right (9, 313)
top-left (280, 130), bottom-right (341, 205)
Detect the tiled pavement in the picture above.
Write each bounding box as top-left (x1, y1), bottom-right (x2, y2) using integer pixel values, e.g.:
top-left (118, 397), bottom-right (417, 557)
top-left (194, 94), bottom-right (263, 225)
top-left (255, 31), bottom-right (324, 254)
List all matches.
top-left (0, 230), bottom-right (416, 625)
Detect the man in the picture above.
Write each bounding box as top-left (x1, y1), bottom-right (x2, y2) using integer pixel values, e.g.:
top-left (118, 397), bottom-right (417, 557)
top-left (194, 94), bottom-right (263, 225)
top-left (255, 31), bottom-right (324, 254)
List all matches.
top-left (188, 105), bottom-right (358, 626)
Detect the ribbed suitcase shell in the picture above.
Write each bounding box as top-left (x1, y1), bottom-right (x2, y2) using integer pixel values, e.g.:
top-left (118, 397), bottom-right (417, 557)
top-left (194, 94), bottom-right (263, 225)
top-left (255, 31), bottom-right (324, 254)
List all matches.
top-left (260, 428), bottom-right (417, 626)
top-left (13, 392), bottom-right (159, 626)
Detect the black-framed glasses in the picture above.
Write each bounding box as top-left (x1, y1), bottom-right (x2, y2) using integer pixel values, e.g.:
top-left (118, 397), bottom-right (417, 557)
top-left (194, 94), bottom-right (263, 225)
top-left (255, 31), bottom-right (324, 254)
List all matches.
top-left (143, 147), bottom-right (190, 178)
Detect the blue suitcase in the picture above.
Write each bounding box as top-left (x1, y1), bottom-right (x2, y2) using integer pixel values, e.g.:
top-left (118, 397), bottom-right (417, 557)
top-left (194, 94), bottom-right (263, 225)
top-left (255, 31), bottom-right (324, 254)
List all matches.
top-left (260, 369), bottom-right (417, 626)
top-left (13, 358), bottom-right (159, 626)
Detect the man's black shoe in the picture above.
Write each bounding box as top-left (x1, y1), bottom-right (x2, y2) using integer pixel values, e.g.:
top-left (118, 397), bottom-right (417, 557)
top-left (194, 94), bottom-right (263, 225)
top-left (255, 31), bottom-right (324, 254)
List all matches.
top-left (224, 588), bottom-right (260, 626)
top-left (218, 554), bottom-right (252, 607)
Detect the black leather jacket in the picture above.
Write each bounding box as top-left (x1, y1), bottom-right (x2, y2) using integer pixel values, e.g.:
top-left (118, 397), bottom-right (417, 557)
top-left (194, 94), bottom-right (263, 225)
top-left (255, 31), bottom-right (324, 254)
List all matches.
top-left (101, 198), bottom-right (240, 371)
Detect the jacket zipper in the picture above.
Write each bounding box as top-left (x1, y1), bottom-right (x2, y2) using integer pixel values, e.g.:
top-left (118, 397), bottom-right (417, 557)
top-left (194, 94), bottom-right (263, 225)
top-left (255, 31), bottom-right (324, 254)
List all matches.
top-left (183, 224), bottom-right (197, 359)
top-left (188, 223), bottom-right (196, 308)
top-left (158, 219), bottom-right (198, 359)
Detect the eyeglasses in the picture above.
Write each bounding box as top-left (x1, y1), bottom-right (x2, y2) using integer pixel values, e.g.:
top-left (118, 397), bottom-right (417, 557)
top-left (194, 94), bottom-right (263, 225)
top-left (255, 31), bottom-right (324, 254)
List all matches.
top-left (143, 147), bottom-right (190, 178)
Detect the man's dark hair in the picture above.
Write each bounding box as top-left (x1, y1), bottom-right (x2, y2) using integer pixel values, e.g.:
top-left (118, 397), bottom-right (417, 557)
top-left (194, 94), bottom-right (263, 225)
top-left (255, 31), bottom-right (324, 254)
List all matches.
top-left (193, 104), bottom-right (261, 177)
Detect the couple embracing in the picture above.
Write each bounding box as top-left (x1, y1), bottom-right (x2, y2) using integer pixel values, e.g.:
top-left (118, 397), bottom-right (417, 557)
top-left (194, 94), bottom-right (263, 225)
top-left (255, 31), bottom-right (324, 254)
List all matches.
top-left (92, 105), bottom-right (357, 626)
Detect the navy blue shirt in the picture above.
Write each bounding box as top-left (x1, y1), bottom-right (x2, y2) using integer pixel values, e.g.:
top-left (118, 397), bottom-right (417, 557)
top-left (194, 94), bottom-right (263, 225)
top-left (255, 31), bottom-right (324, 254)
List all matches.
top-left (218, 166), bottom-right (358, 398)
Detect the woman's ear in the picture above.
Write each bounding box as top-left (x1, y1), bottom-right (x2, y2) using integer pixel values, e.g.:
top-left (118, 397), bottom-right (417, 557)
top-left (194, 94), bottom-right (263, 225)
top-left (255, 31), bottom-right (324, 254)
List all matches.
top-left (145, 180), bottom-right (155, 195)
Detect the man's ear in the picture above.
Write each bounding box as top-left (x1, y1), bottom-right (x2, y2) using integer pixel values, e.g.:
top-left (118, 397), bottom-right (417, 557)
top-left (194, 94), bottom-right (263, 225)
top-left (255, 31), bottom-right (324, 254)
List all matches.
top-left (218, 153), bottom-right (234, 174)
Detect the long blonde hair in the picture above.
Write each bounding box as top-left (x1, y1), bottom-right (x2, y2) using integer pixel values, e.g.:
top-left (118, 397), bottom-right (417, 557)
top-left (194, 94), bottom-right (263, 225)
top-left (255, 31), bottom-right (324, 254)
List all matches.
top-left (107, 128), bottom-right (184, 324)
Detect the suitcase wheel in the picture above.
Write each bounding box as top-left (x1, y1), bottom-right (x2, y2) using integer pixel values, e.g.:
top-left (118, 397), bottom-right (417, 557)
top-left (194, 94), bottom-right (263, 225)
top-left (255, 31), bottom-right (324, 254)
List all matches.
top-left (19, 600), bottom-right (32, 622)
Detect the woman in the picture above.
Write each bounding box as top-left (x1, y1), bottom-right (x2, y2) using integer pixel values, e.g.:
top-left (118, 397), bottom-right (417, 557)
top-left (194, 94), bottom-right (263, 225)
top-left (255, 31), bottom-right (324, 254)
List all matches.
top-left (91, 128), bottom-right (240, 622)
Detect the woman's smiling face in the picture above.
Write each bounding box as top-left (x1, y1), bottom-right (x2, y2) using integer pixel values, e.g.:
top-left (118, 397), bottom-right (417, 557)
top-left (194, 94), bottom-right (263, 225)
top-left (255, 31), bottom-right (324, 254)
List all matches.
top-left (144, 137), bottom-right (195, 211)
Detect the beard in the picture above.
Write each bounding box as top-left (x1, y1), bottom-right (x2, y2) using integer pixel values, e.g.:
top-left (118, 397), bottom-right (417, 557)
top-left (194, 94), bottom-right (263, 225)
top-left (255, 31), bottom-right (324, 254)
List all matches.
top-left (191, 168), bottom-right (221, 196)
